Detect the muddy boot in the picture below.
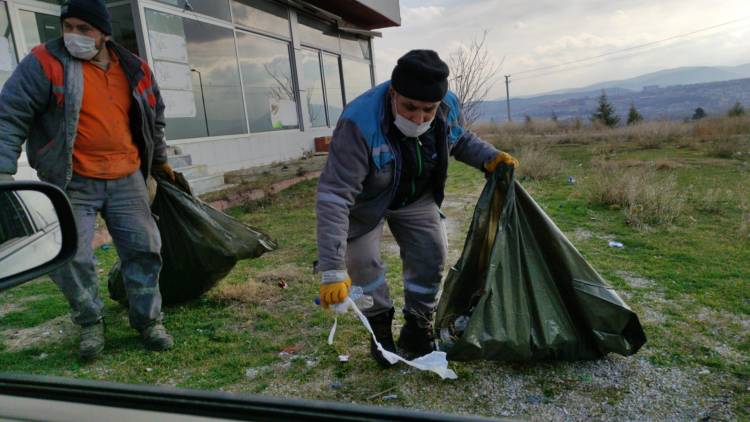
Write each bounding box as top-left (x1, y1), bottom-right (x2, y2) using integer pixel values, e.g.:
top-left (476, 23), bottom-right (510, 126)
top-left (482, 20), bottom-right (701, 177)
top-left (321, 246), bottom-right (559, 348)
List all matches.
top-left (140, 323), bottom-right (174, 351)
top-left (366, 308), bottom-right (396, 368)
top-left (397, 310), bottom-right (436, 359)
top-left (79, 320), bottom-right (105, 360)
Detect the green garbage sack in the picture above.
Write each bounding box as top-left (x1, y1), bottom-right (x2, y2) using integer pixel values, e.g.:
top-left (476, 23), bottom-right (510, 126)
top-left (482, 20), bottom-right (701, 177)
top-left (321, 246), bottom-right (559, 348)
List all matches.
top-left (108, 173), bottom-right (277, 305)
top-left (435, 165), bottom-right (646, 361)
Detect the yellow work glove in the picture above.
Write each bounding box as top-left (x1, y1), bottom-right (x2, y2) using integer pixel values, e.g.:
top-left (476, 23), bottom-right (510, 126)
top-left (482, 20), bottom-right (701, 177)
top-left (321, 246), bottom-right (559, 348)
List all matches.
top-left (484, 151), bottom-right (519, 173)
top-left (320, 270), bottom-right (352, 309)
top-left (154, 163), bottom-right (176, 182)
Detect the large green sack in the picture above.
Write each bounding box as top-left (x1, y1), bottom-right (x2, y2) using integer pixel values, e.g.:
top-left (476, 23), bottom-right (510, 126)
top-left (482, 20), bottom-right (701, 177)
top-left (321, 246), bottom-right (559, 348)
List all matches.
top-left (435, 165), bottom-right (646, 361)
top-left (108, 173), bottom-right (277, 305)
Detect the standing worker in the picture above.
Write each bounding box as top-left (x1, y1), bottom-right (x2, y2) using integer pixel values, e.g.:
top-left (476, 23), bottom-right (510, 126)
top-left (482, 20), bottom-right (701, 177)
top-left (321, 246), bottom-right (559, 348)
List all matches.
top-left (316, 50), bottom-right (517, 366)
top-left (0, 0), bottom-right (175, 359)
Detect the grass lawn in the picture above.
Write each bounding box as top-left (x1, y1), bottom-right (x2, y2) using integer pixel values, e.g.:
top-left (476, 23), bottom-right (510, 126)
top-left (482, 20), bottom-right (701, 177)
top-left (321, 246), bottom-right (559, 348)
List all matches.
top-left (1, 124), bottom-right (748, 419)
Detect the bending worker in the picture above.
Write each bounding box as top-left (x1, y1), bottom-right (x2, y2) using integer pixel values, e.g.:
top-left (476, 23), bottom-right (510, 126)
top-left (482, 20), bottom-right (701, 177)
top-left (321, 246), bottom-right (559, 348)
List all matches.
top-left (316, 50), bottom-right (517, 366)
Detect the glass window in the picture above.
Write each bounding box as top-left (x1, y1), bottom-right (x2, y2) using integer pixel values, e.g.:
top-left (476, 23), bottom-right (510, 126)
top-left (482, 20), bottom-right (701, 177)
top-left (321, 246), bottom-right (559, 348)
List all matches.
top-left (154, 0), bottom-right (231, 21)
top-left (0, 3), bottom-right (17, 90)
top-left (322, 53), bottom-right (343, 125)
top-left (342, 58), bottom-right (371, 103)
top-left (145, 9), bottom-right (247, 139)
top-left (340, 34), bottom-right (370, 60)
top-left (19, 10), bottom-right (61, 56)
top-left (237, 31), bottom-right (298, 132)
top-left (299, 49), bottom-right (325, 127)
top-left (107, 2), bottom-right (138, 54)
top-left (297, 14), bottom-right (338, 52)
top-left (232, 0), bottom-right (289, 37)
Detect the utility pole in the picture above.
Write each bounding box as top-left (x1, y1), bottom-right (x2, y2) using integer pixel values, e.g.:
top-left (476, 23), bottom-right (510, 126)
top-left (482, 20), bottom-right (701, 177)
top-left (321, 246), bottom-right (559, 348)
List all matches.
top-left (504, 74), bottom-right (512, 122)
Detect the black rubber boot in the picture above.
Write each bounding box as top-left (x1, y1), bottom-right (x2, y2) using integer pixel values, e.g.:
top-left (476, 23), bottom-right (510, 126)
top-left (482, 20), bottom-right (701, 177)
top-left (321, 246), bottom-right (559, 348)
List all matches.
top-left (140, 323), bottom-right (174, 351)
top-left (366, 307), bottom-right (396, 368)
top-left (397, 310), bottom-right (436, 359)
top-left (79, 320), bottom-right (105, 360)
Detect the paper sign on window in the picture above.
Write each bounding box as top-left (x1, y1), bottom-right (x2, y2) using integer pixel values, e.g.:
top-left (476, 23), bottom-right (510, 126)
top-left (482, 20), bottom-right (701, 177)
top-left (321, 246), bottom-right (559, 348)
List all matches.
top-left (162, 89), bottom-right (197, 118)
top-left (154, 60), bottom-right (193, 91)
top-left (269, 98), bottom-right (297, 128)
top-left (148, 30), bottom-right (188, 63)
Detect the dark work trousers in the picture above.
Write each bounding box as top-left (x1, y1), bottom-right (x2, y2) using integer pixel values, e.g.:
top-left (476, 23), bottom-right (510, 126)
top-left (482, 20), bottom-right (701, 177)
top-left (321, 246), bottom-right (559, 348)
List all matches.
top-left (346, 193), bottom-right (448, 318)
top-left (50, 170), bottom-right (163, 331)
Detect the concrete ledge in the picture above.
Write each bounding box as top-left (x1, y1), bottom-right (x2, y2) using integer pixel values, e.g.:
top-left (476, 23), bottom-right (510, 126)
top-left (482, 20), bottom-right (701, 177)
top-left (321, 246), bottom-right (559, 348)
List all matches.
top-left (203, 171), bottom-right (321, 211)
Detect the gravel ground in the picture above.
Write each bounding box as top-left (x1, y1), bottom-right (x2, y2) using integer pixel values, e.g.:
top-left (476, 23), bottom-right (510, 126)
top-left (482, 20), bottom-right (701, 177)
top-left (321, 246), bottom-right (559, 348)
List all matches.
top-left (368, 192), bottom-right (743, 420)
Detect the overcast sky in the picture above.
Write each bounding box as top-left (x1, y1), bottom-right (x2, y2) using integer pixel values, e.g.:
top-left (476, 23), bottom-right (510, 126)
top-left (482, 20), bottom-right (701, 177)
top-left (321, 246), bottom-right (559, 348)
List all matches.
top-left (373, 0), bottom-right (750, 98)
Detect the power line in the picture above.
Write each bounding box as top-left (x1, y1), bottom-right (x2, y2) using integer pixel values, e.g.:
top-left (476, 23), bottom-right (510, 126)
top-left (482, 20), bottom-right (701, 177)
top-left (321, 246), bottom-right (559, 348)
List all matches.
top-left (511, 25), bottom-right (744, 82)
top-left (512, 16), bottom-right (750, 77)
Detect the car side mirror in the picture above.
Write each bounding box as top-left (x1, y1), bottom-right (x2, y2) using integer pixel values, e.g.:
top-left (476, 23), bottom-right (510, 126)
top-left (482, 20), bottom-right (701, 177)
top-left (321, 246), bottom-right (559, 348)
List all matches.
top-left (0, 181), bottom-right (77, 292)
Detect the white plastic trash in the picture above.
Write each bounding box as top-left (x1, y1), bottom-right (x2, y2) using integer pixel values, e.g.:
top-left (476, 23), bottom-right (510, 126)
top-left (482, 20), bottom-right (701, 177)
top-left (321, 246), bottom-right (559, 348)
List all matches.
top-left (327, 297), bottom-right (458, 380)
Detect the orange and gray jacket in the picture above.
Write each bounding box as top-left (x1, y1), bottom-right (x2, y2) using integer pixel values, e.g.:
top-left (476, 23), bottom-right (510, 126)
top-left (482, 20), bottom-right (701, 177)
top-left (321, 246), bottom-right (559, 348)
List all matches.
top-left (316, 81), bottom-right (499, 272)
top-left (0, 38), bottom-right (167, 188)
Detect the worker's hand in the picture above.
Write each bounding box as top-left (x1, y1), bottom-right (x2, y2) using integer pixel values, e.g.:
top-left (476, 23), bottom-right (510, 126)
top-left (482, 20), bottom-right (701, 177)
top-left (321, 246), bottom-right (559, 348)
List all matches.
top-left (153, 163), bottom-right (175, 182)
top-left (484, 151), bottom-right (519, 173)
top-left (0, 174), bottom-right (14, 182)
top-left (320, 270), bottom-right (352, 309)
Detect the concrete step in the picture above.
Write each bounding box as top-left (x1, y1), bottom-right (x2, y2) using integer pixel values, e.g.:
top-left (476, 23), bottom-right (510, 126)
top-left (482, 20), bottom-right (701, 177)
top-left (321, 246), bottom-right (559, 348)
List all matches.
top-left (189, 173), bottom-right (225, 195)
top-left (174, 164), bottom-right (208, 180)
top-left (165, 145), bottom-right (182, 156)
top-left (167, 153), bottom-right (192, 169)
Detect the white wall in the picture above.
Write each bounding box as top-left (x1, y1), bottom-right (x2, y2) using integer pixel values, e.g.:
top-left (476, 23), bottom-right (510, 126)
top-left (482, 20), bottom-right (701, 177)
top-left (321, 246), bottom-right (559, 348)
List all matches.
top-left (14, 154), bottom-right (38, 181)
top-left (169, 126), bottom-right (333, 174)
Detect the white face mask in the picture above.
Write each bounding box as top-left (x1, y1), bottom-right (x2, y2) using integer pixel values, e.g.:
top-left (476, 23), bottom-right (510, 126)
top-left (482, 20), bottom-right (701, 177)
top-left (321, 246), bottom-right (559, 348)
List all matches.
top-left (63, 33), bottom-right (100, 60)
top-left (392, 97), bottom-right (433, 138)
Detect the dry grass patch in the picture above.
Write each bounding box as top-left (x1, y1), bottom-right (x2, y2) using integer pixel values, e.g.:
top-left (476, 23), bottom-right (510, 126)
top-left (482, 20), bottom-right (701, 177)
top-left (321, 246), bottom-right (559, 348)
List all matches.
top-left (254, 264), bottom-right (309, 286)
top-left (704, 137), bottom-right (748, 159)
top-left (516, 143), bottom-right (565, 180)
top-left (210, 280), bottom-right (279, 305)
top-left (584, 161), bottom-right (685, 228)
top-left (210, 265), bottom-right (308, 305)
top-left (693, 115), bottom-right (750, 139)
top-left (693, 188), bottom-right (731, 214)
top-left (740, 199), bottom-right (750, 242)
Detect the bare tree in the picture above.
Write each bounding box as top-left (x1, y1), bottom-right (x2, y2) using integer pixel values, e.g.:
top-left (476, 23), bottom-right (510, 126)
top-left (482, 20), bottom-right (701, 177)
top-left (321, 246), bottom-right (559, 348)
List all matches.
top-left (447, 30), bottom-right (503, 127)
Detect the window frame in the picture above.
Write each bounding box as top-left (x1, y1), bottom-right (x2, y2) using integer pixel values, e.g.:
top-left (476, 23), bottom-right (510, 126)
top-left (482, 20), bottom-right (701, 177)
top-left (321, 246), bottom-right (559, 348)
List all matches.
top-left (235, 26), bottom-right (301, 133)
top-left (340, 55), bottom-right (373, 105)
top-left (231, 0), bottom-right (291, 41)
top-left (5, 0), bottom-right (60, 57)
top-left (298, 47), bottom-right (328, 128)
top-left (142, 5), bottom-right (250, 139)
top-left (136, 0), bottom-right (374, 142)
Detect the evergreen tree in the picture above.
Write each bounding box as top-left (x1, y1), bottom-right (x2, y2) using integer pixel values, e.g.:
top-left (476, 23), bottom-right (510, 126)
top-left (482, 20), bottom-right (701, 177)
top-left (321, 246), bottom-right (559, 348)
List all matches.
top-left (728, 101), bottom-right (745, 117)
top-left (591, 91), bottom-right (620, 128)
top-left (692, 107), bottom-right (706, 120)
top-left (626, 103), bottom-right (643, 125)
top-left (551, 111), bottom-right (558, 122)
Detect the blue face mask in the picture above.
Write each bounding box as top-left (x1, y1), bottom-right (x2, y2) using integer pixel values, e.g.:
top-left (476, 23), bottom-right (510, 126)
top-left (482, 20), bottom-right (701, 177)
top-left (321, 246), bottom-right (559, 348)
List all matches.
top-left (392, 97), bottom-right (433, 138)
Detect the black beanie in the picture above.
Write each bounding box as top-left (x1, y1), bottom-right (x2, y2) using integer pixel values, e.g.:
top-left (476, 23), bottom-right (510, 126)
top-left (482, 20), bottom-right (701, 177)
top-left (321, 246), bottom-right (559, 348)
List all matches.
top-left (391, 50), bottom-right (449, 102)
top-left (61, 0), bottom-right (112, 35)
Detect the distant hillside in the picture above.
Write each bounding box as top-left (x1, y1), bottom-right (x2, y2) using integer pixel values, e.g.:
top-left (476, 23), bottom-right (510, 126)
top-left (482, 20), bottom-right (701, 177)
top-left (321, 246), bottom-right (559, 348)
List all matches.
top-left (534, 63), bottom-right (750, 97)
top-left (478, 77), bottom-right (750, 123)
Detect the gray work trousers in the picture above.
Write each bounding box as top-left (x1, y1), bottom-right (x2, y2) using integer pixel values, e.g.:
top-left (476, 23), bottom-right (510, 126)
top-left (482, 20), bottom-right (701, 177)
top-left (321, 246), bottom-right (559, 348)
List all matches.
top-left (346, 194), bottom-right (448, 317)
top-left (50, 171), bottom-right (163, 331)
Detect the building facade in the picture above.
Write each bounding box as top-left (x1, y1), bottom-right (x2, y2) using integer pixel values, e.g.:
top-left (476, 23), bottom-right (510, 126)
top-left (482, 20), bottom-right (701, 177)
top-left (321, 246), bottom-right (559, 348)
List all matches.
top-left (2, 0), bottom-right (400, 189)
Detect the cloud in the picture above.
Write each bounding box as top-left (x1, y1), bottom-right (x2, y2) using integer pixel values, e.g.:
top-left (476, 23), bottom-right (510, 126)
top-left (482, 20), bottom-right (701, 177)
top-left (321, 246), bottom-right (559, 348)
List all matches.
top-left (400, 6), bottom-right (446, 26)
top-left (375, 0), bottom-right (750, 97)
